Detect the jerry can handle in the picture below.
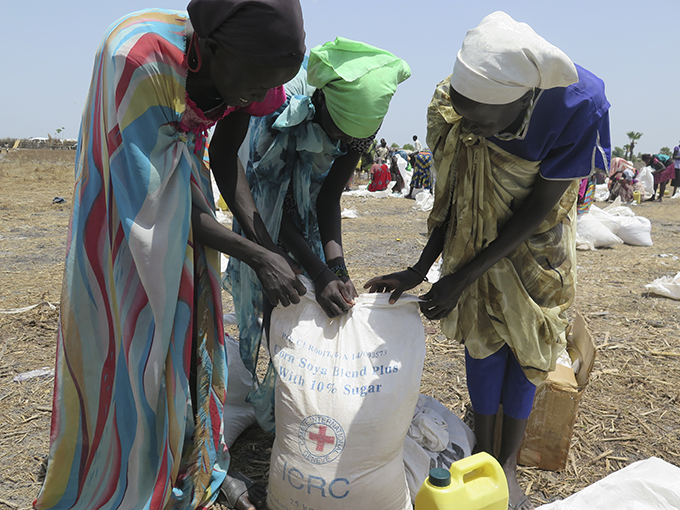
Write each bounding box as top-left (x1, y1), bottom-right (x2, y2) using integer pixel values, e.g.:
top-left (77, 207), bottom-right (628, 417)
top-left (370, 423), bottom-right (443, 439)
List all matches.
top-left (449, 452), bottom-right (506, 486)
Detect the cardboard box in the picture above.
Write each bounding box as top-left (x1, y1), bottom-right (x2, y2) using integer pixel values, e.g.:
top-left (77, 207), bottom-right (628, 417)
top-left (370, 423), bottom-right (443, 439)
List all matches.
top-left (517, 312), bottom-right (596, 471)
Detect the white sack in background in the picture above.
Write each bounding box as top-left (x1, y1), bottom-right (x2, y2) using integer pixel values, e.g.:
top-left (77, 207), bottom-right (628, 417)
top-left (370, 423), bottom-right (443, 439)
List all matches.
top-left (645, 272), bottom-right (680, 300)
top-left (589, 205), bottom-right (621, 234)
top-left (575, 213), bottom-right (623, 249)
top-left (616, 216), bottom-right (653, 246)
top-left (600, 200), bottom-right (653, 246)
top-left (413, 190), bottom-right (434, 212)
top-left (593, 183), bottom-right (610, 202)
top-left (537, 457), bottom-right (680, 510)
top-left (396, 154), bottom-right (412, 192)
top-left (637, 166), bottom-right (655, 198)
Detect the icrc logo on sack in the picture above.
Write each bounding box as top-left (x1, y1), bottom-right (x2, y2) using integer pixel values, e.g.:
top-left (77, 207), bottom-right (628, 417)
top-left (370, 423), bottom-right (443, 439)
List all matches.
top-left (298, 415), bottom-right (346, 464)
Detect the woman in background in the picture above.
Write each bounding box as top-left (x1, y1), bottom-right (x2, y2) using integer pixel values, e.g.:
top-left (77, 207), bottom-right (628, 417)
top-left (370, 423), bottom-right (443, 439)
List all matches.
top-left (641, 153), bottom-right (674, 201)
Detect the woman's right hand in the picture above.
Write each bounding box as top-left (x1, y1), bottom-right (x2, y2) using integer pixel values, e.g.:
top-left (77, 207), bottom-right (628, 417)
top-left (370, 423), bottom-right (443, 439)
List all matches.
top-left (314, 268), bottom-right (356, 318)
top-left (364, 269), bottom-right (425, 304)
top-left (255, 250), bottom-right (307, 307)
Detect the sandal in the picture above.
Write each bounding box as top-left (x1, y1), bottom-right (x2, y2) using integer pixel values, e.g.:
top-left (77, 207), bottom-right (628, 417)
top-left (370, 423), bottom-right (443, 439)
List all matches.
top-left (221, 471), bottom-right (266, 510)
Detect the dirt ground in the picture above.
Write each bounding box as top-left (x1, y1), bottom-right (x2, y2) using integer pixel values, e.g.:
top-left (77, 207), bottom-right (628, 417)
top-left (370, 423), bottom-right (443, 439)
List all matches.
top-left (1, 149), bottom-right (679, 509)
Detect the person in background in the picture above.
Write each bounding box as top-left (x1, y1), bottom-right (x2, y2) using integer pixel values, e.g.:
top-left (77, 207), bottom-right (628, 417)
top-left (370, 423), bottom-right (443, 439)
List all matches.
top-left (368, 159), bottom-right (393, 191)
top-left (607, 157), bottom-right (636, 203)
top-left (672, 141), bottom-right (680, 196)
top-left (408, 149), bottom-right (434, 197)
top-left (641, 153), bottom-right (673, 201)
top-left (366, 12), bottom-right (610, 510)
top-left (34, 2), bottom-right (306, 509)
top-left (375, 137), bottom-right (390, 162)
top-left (413, 134), bottom-right (423, 152)
top-left (225, 37), bottom-right (409, 434)
top-left (389, 154), bottom-right (406, 192)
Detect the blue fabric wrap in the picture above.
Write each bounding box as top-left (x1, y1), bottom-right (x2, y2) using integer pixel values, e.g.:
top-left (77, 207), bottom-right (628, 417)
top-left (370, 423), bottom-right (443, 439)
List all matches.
top-left (222, 79), bottom-right (345, 431)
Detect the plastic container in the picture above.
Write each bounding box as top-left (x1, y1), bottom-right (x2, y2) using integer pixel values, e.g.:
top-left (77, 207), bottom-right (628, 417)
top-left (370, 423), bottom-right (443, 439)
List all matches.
top-left (414, 452), bottom-right (509, 510)
top-left (633, 190), bottom-right (641, 204)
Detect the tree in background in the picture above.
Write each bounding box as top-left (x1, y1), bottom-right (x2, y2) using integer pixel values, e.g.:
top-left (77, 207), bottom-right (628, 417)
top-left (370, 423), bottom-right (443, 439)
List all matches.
top-left (402, 143), bottom-right (415, 151)
top-left (625, 131), bottom-right (643, 160)
top-left (391, 142), bottom-right (400, 149)
top-left (659, 147), bottom-right (672, 156)
top-left (612, 146), bottom-right (625, 158)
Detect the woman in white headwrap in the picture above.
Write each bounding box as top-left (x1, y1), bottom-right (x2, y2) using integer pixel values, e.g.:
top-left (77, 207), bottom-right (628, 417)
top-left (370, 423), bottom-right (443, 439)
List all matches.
top-left (367, 12), bottom-right (610, 510)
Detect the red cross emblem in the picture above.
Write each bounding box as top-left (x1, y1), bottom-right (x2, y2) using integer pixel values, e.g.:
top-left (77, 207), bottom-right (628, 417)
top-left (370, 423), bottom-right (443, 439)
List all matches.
top-left (309, 425), bottom-right (335, 452)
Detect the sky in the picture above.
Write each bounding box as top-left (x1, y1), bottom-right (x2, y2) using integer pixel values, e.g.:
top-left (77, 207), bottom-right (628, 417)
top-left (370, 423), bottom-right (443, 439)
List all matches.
top-left (1, 0), bottom-right (679, 155)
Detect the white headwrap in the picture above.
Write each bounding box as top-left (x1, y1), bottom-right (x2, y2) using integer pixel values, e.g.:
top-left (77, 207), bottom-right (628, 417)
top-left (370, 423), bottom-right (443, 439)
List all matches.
top-left (450, 11), bottom-right (578, 105)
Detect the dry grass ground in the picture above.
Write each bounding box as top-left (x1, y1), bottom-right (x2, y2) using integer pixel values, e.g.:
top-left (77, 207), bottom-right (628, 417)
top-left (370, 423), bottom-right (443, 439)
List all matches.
top-left (1, 149), bottom-right (679, 509)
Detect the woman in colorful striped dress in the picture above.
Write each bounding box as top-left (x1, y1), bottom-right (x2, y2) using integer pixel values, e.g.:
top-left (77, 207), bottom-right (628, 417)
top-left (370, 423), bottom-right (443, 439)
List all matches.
top-left (34, 2), bottom-right (305, 510)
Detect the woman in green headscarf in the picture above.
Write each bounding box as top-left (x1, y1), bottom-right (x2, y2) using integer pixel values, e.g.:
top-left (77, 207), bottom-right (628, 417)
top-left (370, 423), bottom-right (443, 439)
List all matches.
top-left (224, 36), bottom-right (410, 432)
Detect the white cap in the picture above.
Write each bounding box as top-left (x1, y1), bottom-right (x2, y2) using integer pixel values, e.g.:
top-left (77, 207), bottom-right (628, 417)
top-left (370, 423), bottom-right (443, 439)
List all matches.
top-left (450, 11), bottom-right (578, 105)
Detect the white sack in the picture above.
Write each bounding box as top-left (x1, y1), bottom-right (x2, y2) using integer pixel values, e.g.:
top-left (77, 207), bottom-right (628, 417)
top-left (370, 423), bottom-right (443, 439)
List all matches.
top-left (223, 335), bottom-right (257, 448)
top-left (645, 272), bottom-right (680, 300)
top-left (343, 188), bottom-right (391, 198)
top-left (413, 190), bottom-right (434, 212)
top-left (588, 205), bottom-right (621, 234)
top-left (340, 208), bottom-right (358, 219)
top-left (593, 183), bottom-right (610, 202)
top-left (537, 457), bottom-right (680, 510)
top-left (616, 216), bottom-right (653, 246)
top-left (576, 213), bottom-right (623, 248)
top-left (574, 232), bottom-right (595, 251)
top-left (603, 198), bottom-right (635, 217)
top-left (395, 154), bottom-right (412, 192)
top-left (403, 395), bottom-right (475, 505)
top-left (268, 278), bottom-right (426, 510)
top-left (637, 166), bottom-right (655, 198)
top-left (426, 258), bottom-right (442, 283)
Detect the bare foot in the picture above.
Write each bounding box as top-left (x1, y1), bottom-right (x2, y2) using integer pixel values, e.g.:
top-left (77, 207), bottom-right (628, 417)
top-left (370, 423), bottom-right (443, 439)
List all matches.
top-left (503, 457), bottom-right (533, 510)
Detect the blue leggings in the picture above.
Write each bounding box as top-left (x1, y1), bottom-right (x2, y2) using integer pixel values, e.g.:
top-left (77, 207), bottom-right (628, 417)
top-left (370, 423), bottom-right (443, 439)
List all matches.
top-left (465, 344), bottom-right (536, 420)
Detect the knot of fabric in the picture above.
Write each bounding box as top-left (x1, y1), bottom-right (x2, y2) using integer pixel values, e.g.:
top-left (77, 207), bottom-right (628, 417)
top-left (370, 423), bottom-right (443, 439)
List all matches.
top-left (272, 95), bottom-right (315, 130)
top-left (462, 132), bottom-right (484, 147)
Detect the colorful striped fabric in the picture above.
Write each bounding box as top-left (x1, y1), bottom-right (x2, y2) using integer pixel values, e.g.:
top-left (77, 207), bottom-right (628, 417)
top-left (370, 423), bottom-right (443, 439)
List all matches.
top-left (34, 9), bottom-right (252, 510)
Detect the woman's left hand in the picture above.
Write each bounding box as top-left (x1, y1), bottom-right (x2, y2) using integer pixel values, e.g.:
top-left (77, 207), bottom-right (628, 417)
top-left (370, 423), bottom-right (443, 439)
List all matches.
top-left (418, 271), bottom-right (469, 320)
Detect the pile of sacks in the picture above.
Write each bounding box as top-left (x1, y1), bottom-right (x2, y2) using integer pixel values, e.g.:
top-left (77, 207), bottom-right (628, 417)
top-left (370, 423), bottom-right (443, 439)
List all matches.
top-left (576, 198), bottom-right (652, 250)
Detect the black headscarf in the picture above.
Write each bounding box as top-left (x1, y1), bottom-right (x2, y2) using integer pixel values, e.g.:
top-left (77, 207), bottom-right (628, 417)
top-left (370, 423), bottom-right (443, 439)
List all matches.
top-left (187, 0), bottom-right (306, 67)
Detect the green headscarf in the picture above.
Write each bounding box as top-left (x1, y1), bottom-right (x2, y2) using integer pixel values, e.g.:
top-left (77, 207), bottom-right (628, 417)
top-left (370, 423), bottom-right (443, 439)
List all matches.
top-left (307, 37), bottom-right (411, 139)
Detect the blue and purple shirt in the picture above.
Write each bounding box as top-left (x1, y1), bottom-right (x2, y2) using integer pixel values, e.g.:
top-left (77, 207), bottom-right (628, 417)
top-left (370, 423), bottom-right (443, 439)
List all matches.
top-left (491, 64), bottom-right (611, 181)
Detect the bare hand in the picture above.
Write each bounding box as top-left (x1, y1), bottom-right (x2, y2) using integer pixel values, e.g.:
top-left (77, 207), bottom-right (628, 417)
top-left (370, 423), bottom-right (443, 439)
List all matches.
top-left (340, 277), bottom-right (358, 301)
top-left (418, 271), bottom-right (469, 320)
top-left (315, 269), bottom-right (356, 318)
top-left (255, 251), bottom-right (306, 307)
top-left (364, 269), bottom-right (424, 304)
